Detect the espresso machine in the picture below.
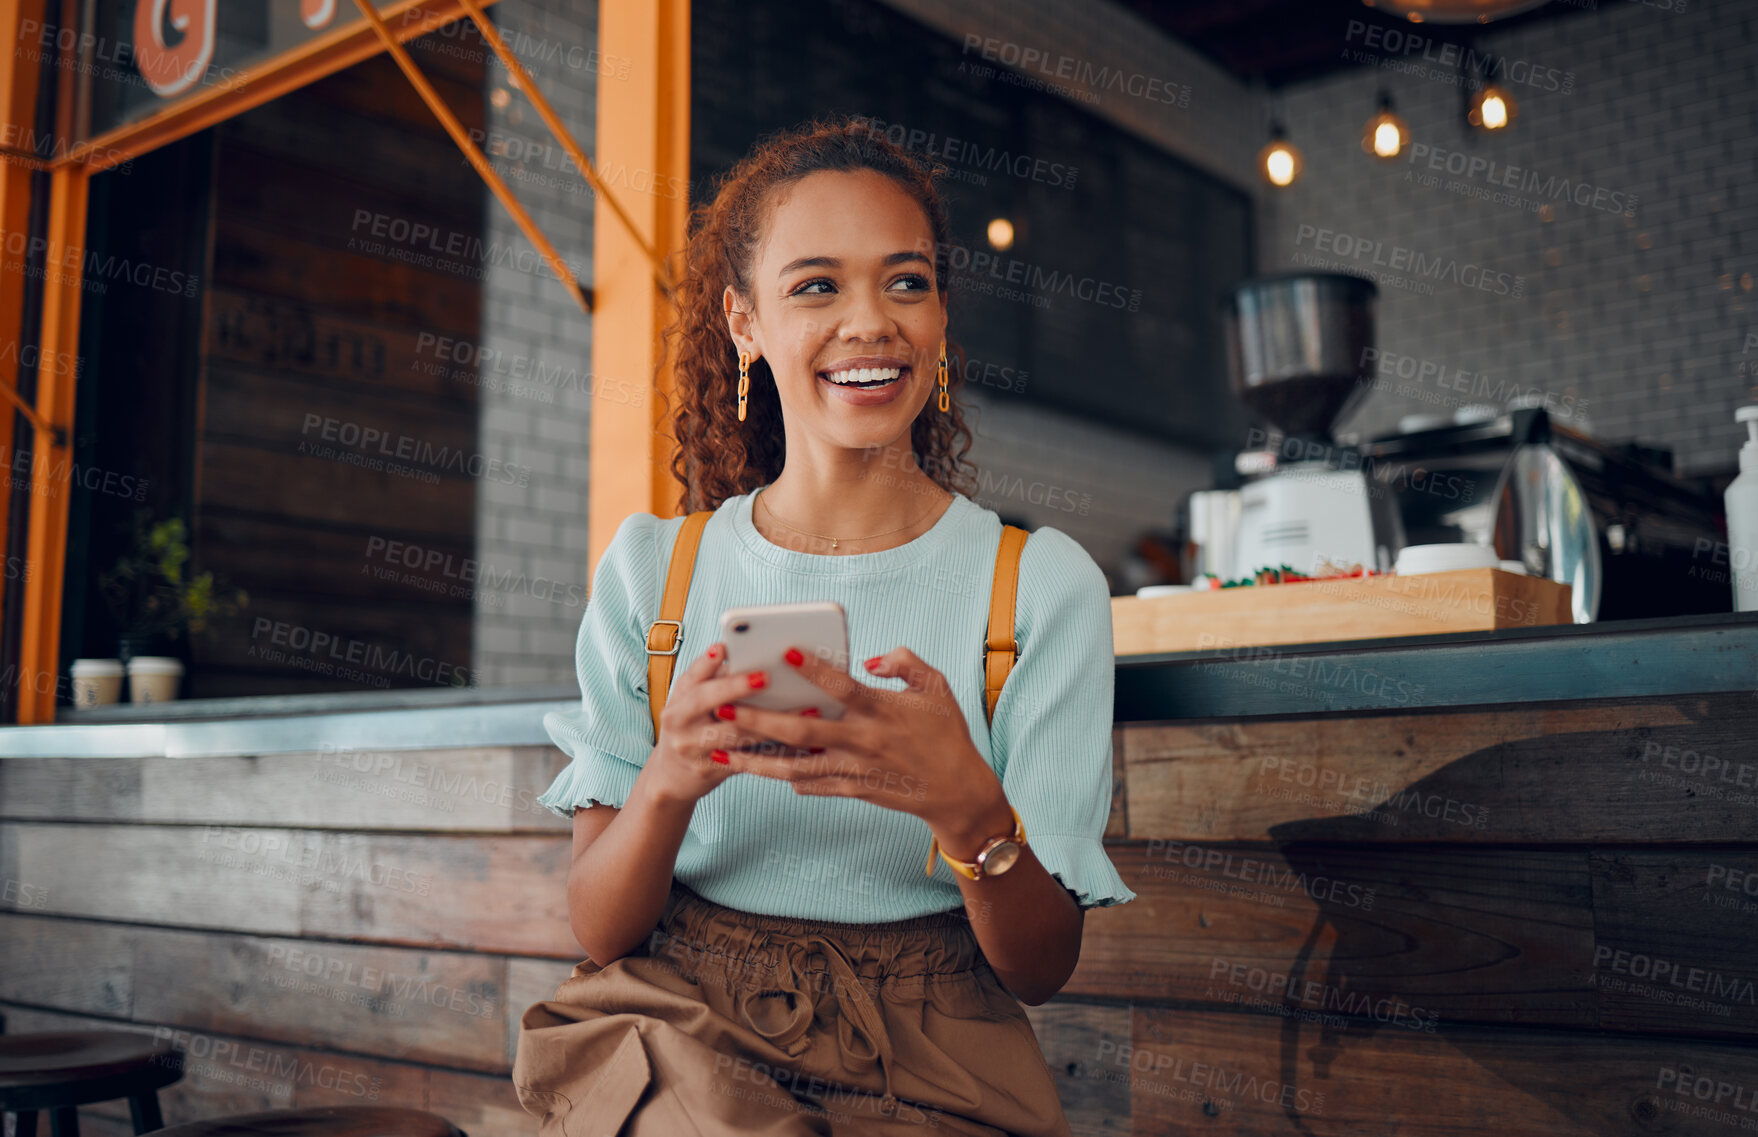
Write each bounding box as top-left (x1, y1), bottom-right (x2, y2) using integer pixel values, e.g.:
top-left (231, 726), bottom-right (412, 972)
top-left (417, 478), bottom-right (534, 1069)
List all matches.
top-left (1358, 407), bottom-right (1730, 622)
top-left (1207, 273), bottom-right (1729, 621)
top-left (1220, 273), bottom-right (1402, 576)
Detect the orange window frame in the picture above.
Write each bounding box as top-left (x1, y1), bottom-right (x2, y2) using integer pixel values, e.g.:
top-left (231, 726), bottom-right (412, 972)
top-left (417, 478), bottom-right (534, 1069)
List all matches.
top-left (1, 0), bottom-right (688, 722)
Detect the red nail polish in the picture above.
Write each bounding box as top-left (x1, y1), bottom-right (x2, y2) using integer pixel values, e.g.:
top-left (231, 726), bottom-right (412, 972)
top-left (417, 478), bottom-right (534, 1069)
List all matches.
top-left (710, 750), bottom-right (730, 765)
top-left (784, 647), bottom-right (804, 666)
top-left (716, 704), bottom-right (737, 720)
top-left (708, 646), bottom-right (720, 659)
top-left (748, 672), bottom-right (767, 689)
top-left (799, 707), bottom-right (820, 717)
top-left (864, 657), bottom-right (883, 671)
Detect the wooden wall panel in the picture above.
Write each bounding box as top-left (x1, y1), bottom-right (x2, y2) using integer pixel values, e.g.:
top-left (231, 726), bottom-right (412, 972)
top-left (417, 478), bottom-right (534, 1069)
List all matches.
top-left (0, 918), bottom-right (134, 1017)
top-left (1072, 842), bottom-right (1598, 1029)
top-left (0, 1005), bottom-right (530, 1137)
top-left (1106, 726), bottom-right (1127, 840)
top-left (198, 442), bottom-right (473, 547)
top-left (201, 365), bottom-right (478, 455)
top-left (188, 45), bottom-right (486, 700)
top-left (183, 588), bottom-right (471, 689)
top-left (0, 822), bottom-right (578, 957)
top-left (1024, 1002), bottom-right (1133, 1137)
top-left (212, 142), bottom-right (484, 256)
top-left (201, 95), bottom-right (482, 211)
top-left (1128, 1007), bottom-right (1758, 1136)
top-left (174, 512), bottom-right (477, 611)
top-left (1068, 842), bottom-right (1758, 1042)
top-left (1591, 850), bottom-right (1758, 1037)
top-left (205, 288), bottom-right (475, 402)
top-left (0, 915), bottom-right (510, 1073)
top-left (208, 218), bottom-right (481, 336)
top-left (6, 681), bottom-right (1751, 1135)
top-left (503, 957), bottom-right (576, 1071)
top-left (1121, 695), bottom-right (1755, 843)
top-left (0, 755), bottom-right (140, 819)
top-left (0, 752), bottom-right (569, 832)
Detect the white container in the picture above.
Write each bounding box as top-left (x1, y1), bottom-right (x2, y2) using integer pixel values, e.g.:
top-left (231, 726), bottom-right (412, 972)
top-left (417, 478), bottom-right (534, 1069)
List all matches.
top-left (70, 659), bottom-right (125, 707)
top-left (1728, 405), bottom-right (1758, 612)
top-left (126, 656), bottom-right (184, 704)
top-left (1188, 490), bottom-right (1241, 583)
top-left (1394, 543), bottom-right (1500, 575)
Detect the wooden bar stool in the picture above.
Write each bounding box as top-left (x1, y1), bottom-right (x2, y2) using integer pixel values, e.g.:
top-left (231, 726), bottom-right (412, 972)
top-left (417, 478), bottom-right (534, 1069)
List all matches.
top-left (143, 1106), bottom-right (467, 1136)
top-left (0, 1031), bottom-right (183, 1136)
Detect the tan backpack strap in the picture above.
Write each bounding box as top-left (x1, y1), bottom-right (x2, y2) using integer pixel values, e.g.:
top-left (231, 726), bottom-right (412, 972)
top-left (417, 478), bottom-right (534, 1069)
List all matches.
top-left (984, 524), bottom-right (1030, 726)
top-left (646, 511), bottom-right (713, 740)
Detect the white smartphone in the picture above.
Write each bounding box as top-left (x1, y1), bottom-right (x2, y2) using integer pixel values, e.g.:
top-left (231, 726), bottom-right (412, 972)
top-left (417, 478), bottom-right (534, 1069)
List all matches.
top-left (717, 601), bottom-right (849, 720)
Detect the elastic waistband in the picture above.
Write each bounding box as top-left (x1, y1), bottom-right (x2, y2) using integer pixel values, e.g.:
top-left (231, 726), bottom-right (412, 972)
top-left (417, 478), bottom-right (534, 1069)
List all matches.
top-left (648, 880), bottom-right (983, 979)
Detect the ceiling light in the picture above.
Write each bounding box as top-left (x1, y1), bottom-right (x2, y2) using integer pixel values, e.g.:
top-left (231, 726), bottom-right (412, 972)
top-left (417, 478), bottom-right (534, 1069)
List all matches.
top-left (1258, 124), bottom-right (1303, 188)
top-left (986, 217), bottom-right (1015, 251)
top-left (1469, 83), bottom-right (1517, 129)
top-left (1363, 0), bottom-right (1550, 21)
top-left (1362, 90), bottom-right (1411, 159)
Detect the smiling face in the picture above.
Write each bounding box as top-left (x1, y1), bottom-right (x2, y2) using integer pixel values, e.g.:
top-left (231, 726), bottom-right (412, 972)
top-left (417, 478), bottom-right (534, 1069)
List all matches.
top-left (724, 168), bottom-right (947, 452)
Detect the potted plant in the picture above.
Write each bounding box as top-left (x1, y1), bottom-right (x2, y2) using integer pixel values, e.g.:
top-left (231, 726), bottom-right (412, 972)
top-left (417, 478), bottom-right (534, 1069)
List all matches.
top-left (97, 508), bottom-right (249, 677)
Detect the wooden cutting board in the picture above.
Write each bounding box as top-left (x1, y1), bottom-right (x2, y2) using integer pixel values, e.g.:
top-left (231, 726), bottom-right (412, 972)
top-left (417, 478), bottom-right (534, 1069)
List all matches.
top-left (1111, 568), bottom-right (1574, 655)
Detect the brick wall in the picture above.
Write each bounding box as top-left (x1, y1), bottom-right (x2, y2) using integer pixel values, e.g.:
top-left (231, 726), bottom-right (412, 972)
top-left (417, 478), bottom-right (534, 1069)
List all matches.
top-left (472, 0), bottom-right (599, 686)
top-left (1261, 0), bottom-right (1757, 477)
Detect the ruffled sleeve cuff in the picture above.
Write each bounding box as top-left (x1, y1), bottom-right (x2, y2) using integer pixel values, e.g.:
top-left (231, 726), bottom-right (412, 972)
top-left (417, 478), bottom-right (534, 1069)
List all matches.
top-left (1030, 832), bottom-right (1137, 909)
top-left (536, 708), bottom-right (644, 819)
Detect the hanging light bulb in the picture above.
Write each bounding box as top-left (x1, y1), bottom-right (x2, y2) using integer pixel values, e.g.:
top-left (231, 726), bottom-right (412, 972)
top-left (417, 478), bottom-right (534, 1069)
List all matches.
top-left (1361, 90), bottom-right (1411, 159)
top-left (986, 217), bottom-right (1015, 250)
top-left (1469, 82), bottom-right (1517, 129)
top-left (1258, 124), bottom-right (1303, 188)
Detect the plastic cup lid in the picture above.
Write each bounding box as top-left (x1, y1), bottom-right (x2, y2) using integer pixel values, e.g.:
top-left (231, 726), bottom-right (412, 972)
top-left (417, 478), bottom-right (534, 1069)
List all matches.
top-left (71, 659), bottom-right (126, 676)
top-left (126, 657), bottom-right (186, 675)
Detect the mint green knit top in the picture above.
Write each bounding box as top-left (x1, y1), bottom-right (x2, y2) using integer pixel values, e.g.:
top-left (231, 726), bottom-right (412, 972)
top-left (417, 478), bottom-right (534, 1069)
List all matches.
top-left (537, 484), bottom-right (1136, 922)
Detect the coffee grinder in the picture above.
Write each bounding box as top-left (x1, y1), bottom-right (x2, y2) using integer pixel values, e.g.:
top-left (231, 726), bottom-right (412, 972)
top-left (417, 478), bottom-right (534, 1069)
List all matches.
top-left (1222, 273), bottom-right (1402, 576)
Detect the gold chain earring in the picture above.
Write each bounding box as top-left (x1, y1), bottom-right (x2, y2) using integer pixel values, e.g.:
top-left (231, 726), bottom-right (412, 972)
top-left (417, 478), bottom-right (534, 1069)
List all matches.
top-left (937, 341), bottom-right (949, 413)
top-left (737, 351), bottom-right (751, 422)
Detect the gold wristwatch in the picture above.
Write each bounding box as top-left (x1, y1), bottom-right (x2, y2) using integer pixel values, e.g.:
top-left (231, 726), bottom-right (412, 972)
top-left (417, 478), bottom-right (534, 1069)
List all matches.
top-left (925, 805), bottom-right (1026, 881)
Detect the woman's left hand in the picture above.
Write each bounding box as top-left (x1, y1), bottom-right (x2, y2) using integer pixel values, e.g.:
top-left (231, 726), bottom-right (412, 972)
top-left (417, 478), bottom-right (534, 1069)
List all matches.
top-left (719, 645), bottom-right (1000, 829)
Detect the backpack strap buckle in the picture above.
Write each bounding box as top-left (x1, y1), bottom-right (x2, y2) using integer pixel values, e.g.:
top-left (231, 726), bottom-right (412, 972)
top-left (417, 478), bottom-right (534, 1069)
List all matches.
top-left (646, 619), bottom-right (683, 656)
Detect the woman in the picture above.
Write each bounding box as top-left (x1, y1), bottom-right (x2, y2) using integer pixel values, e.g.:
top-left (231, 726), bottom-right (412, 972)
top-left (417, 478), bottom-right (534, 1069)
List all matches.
top-left (512, 117), bottom-right (1134, 1137)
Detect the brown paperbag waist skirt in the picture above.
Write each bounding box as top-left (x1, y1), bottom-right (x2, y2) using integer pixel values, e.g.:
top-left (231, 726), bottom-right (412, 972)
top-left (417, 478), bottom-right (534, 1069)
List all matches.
top-left (512, 880), bottom-right (1072, 1137)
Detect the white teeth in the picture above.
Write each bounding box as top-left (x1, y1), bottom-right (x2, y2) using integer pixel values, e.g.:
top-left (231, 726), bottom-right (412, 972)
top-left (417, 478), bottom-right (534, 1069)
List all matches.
top-left (823, 367), bottom-right (902, 385)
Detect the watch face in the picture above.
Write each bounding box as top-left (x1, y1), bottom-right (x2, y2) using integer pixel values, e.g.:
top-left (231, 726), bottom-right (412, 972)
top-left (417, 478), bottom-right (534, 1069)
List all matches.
top-left (981, 840), bottom-right (1021, 877)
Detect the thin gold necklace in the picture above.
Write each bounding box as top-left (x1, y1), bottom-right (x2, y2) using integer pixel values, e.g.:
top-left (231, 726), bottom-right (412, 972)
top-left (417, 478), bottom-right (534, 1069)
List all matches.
top-left (755, 485), bottom-right (948, 551)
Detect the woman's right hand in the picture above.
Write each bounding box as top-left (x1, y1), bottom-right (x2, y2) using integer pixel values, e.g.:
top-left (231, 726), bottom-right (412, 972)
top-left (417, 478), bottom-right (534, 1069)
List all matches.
top-left (643, 642), bottom-right (806, 806)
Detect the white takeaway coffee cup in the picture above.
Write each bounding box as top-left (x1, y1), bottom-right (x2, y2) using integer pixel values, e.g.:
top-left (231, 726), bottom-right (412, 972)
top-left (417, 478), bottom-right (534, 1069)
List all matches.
top-left (70, 659), bottom-right (125, 707)
top-left (126, 656), bottom-right (185, 704)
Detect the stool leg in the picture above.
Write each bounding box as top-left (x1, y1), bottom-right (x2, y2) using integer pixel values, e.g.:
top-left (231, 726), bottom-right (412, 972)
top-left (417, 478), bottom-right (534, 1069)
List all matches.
top-left (46, 1107), bottom-right (77, 1137)
top-left (127, 1092), bottom-right (163, 1135)
top-left (15, 1111), bottom-right (41, 1137)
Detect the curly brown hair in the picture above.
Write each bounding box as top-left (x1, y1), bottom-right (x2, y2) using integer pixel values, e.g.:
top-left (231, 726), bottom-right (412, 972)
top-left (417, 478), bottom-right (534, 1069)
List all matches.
top-left (659, 116), bottom-right (978, 516)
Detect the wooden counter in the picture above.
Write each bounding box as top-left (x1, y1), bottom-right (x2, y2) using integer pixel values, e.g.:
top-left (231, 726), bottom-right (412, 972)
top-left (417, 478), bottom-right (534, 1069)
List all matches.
top-left (1028, 611), bottom-right (1758, 1135)
top-left (2, 614), bottom-right (1755, 1135)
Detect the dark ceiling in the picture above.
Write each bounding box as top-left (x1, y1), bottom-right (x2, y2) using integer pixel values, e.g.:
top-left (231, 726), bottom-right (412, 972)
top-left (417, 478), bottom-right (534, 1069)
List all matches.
top-left (1119, 0), bottom-right (1591, 88)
